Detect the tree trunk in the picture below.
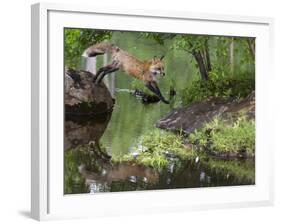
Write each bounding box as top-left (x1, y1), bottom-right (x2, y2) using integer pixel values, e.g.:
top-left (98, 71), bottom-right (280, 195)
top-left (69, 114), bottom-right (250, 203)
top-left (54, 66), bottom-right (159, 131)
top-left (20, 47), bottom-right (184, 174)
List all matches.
top-left (229, 37), bottom-right (234, 76)
top-left (204, 42), bottom-right (212, 72)
top-left (247, 38), bottom-right (255, 60)
top-left (193, 51), bottom-right (209, 80)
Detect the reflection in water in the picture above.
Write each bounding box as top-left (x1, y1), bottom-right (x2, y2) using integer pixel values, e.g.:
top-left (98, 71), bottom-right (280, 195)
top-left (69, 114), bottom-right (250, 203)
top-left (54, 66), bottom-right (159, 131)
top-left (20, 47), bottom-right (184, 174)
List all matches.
top-left (65, 113), bottom-right (111, 152)
top-left (64, 114), bottom-right (254, 194)
top-left (81, 162), bottom-right (159, 194)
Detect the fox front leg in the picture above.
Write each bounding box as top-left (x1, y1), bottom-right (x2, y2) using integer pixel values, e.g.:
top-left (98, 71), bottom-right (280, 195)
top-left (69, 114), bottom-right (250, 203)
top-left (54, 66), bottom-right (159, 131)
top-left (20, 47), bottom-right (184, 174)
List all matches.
top-left (145, 81), bottom-right (169, 104)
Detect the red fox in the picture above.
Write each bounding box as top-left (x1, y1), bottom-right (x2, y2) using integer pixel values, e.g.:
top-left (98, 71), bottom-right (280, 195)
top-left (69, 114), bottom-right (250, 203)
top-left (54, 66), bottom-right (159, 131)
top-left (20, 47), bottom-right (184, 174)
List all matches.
top-left (82, 42), bottom-right (169, 104)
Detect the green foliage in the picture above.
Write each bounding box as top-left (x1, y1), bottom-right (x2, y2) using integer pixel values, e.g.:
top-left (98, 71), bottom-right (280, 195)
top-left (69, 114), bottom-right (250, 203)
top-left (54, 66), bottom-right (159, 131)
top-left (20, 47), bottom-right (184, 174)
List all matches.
top-left (214, 37), bottom-right (231, 74)
top-left (139, 32), bottom-right (176, 45)
top-left (235, 37), bottom-right (255, 64)
top-left (64, 28), bottom-right (112, 68)
top-left (172, 35), bottom-right (255, 81)
top-left (188, 116), bottom-right (255, 156)
top-left (173, 34), bottom-right (209, 53)
top-left (214, 37), bottom-right (255, 75)
top-left (181, 71), bottom-right (255, 105)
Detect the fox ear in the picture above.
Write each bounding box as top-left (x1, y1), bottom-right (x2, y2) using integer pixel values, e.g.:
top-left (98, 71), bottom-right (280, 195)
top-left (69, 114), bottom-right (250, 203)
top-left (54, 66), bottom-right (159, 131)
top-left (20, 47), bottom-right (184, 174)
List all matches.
top-left (160, 55), bottom-right (165, 60)
top-left (151, 56), bottom-right (157, 63)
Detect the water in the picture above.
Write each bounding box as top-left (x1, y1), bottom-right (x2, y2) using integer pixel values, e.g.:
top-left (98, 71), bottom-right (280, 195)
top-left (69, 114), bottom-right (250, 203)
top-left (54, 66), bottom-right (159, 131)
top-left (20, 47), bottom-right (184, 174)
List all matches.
top-left (64, 31), bottom-right (255, 194)
top-left (64, 119), bottom-right (255, 195)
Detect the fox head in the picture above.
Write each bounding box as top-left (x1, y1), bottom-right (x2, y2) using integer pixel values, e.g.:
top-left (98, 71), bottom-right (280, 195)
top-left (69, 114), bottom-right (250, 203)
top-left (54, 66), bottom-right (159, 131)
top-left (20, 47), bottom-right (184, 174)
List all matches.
top-left (149, 56), bottom-right (165, 77)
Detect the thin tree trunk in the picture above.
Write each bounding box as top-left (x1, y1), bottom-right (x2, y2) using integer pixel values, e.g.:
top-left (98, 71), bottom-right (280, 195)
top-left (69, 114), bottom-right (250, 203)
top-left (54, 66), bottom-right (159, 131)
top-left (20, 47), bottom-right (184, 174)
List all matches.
top-left (229, 37), bottom-right (234, 76)
top-left (247, 38), bottom-right (255, 60)
top-left (193, 51), bottom-right (209, 80)
top-left (204, 44), bottom-right (212, 72)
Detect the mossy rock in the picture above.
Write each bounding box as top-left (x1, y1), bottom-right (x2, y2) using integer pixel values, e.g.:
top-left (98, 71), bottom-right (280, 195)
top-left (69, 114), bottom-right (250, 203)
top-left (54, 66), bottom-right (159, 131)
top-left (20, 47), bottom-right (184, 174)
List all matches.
top-left (156, 91), bottom-right (255, 135)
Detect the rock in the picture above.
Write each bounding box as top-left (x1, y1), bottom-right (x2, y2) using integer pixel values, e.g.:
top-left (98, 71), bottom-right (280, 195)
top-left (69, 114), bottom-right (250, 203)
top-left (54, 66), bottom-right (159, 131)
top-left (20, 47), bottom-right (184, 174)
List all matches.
top-left (65, 68), bottom-right (114, 115)
top-left (156, 91), bottom-right (255, 135)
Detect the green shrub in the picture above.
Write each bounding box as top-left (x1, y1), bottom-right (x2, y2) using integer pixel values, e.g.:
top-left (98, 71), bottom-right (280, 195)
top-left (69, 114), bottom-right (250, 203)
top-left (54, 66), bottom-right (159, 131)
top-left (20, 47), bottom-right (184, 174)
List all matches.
top-left (181, 71), bottom-right (255, 105)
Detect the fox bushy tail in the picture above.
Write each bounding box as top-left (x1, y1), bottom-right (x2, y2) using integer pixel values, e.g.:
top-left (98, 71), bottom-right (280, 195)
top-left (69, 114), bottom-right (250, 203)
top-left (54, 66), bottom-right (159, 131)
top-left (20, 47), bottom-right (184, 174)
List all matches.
top-left (82, 42), bottom-right (114, 58)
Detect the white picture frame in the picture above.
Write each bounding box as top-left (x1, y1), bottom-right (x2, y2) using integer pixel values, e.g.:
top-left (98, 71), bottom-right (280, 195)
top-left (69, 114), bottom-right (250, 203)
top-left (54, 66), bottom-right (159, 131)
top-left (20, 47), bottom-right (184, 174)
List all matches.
top-left (31, 2), bottom-right (274, 221)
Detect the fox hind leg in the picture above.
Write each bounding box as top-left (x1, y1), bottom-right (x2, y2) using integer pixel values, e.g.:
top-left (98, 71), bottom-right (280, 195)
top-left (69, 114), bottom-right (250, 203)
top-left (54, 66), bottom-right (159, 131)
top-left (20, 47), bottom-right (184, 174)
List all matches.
top-left (96, 67), bottom-right (119, 84)
top-left (93, 67), bottom-right (106, 82)
top-left (94, 61), bottom-right (119, 84)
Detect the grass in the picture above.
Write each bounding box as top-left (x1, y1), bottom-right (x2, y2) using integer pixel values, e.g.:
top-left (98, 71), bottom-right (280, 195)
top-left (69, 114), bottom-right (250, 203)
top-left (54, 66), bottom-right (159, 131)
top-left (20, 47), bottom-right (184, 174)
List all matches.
top-left (116, 114), bottom-right (255, 171)
top-left (114, 129), bottom-right (197, 171)
top-left (188, 116), bottom-right (255, 157)
top-left (114, 126), bottom-right (255, 183)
